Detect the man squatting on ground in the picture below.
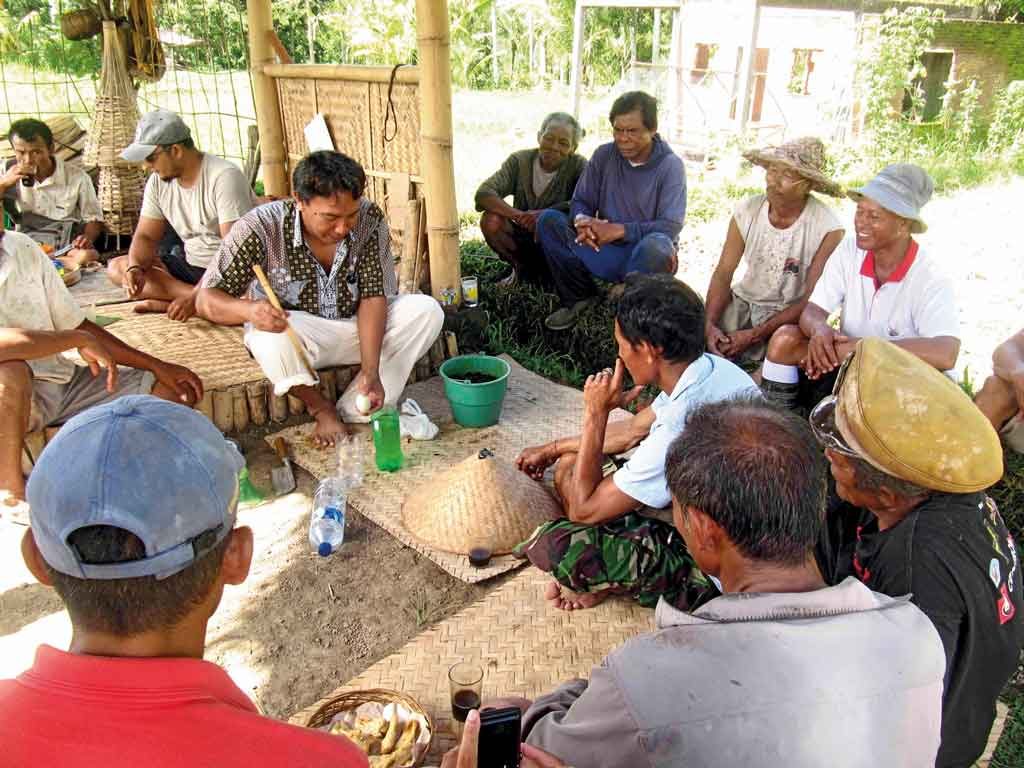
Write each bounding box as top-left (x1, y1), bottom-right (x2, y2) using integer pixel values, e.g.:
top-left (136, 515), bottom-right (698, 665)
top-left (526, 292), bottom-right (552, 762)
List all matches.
top-left (975, 327), bottom-right (1024, 453)
top-left (1, 118), bottom-right (104, 267)
top-left (474, 112), bottom-right (587, 286)
top-left (198, 151), bottom-right (443, 447)
top-left (515, 274), bottom-right (758, 611)
top-left (704, 136), bottom-right (844, 371)
top-left (0, 397), bottom-right (370, 767)
top-left (536, 91), bottom-right (686, 331)
top-left (812, 338), bottom-right (1024, 767)
top-left (516, 397), bottom-right (946, 768)
top-left (759, 163), bottom-right (960, 410)
top-left (0, 223), bottom-right (202, 524)
top-left (108, 110), bottom-right (256, 322)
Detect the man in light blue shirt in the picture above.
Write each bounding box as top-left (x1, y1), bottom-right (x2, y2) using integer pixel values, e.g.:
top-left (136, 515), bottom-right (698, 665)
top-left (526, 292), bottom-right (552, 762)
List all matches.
top-left (515, 274), bottom-right (758, 610)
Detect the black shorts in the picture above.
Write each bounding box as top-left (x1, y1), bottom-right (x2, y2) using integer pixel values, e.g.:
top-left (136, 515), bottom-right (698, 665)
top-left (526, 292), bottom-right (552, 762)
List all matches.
top-left (159, 244), bottom-right (206, 285)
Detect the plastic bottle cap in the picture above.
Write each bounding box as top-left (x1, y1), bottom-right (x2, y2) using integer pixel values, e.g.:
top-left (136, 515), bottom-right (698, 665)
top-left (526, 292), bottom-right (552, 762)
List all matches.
top-left (318, 542), bottom-right (333, 557)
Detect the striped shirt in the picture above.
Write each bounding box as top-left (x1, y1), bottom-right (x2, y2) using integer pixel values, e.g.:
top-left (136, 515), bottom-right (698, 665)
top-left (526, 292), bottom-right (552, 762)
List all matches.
top-left (204, 197), bottom-right (396, 319)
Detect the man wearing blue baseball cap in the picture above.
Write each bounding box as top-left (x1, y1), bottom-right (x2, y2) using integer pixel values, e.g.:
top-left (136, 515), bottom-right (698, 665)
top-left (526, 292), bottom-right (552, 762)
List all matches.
top-left (758, 163), bottom-right (961, 410)
top-left (0, 396), bottom-right (368, 767)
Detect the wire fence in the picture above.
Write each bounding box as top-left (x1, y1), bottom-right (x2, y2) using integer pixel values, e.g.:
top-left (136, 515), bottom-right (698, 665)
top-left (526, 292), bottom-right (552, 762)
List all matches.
top-left (0, 0), bottom-right (257, 168)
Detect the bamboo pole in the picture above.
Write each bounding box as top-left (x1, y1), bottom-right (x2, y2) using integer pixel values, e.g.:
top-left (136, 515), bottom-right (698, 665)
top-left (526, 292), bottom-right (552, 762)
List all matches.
top-left (247, 0), bottom-right (288, 196)
top-left (570, 1), bottom-right (585, 117)
top-left (415, 0), bottom-right (462, 307)
top-left (263, 63), bottom-right (421, 84)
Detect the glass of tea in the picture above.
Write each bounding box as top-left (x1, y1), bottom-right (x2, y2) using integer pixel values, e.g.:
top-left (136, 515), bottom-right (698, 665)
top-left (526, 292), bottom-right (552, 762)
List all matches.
top-left (448, 661), bottom-right (483, 723)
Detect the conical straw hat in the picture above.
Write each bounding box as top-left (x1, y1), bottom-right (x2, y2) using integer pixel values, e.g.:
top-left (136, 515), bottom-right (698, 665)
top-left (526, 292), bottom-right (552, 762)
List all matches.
top-left (402, 453), bottom-right (562, 555)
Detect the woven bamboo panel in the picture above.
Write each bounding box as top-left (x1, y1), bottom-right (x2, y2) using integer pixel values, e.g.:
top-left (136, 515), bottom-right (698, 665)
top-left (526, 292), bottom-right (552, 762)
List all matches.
top-left (289, 566), bottom-right (655, 761)
top-left (265, 357), bottom-right (630, 583)
top-left (318, 81), bottom-right (374, 167)
top-left (99, 302), bottom-right (264, 390)
top-left (369, 81), bottom-right (421, 177)
top-left (277, 78), bottom-right (317, 181)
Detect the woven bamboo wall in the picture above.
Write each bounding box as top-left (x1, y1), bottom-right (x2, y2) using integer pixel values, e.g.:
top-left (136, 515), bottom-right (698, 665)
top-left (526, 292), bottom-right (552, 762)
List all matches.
top-left (268, 64), bottom-right (425, 290)
top-left (271, 68), bottom-right (420, 225)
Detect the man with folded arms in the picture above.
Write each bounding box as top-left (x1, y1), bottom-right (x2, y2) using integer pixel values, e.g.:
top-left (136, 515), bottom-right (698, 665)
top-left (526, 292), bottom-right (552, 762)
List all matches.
top-left (0, 396), bottom-right (369, 767)
top-left (812, 338), bottom-right (1024, 767)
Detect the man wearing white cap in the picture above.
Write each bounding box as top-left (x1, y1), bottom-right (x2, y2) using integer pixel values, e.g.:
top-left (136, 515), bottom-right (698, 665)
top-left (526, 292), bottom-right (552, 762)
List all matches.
top-left (705, 137), bottom-right (844, 370)
top-left (107, 110), bottom-right (255, 322)
top-left (759, 163), bottom-right (960, 410)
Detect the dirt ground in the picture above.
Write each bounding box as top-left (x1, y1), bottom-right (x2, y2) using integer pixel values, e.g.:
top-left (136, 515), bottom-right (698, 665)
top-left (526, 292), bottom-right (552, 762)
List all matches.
top-left (1, 175), bottom-right (1021, 724)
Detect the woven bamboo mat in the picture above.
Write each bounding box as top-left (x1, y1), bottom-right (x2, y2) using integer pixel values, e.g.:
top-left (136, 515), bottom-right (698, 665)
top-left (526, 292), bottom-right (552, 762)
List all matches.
top-left (266, 356), bottom-right (629, 583)
top-left (69, 268), bottom-right (130, 307)
top-left (289, 566), bottom-right (655, 760)
top-left (99, 303), bottom-right (265, 391)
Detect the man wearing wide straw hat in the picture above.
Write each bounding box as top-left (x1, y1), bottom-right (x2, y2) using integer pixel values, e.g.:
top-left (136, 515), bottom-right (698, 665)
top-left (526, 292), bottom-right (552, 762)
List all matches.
top-left (760, 163), bottom-right (960, 410)
top-left (811, 338), bottom-right (1024, 767)
top-left (705, 137), bottom-right (844, 370)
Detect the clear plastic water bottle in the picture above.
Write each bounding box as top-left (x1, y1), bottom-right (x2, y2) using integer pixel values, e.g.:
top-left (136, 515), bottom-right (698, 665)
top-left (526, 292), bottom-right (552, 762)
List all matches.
top-left (309, 477), bottom-right (347, 556)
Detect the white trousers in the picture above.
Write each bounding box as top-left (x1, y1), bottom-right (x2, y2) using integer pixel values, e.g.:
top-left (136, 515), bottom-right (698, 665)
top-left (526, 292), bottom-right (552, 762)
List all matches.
top-left (245, 294), bottom-right (444, 422)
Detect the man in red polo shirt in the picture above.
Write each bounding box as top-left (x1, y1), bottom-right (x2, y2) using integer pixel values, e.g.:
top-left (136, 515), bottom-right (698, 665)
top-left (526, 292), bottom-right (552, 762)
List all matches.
top-left (757, 163), bottom-right (960, 410)
top-left (0, 396), bottom-right (367, 767)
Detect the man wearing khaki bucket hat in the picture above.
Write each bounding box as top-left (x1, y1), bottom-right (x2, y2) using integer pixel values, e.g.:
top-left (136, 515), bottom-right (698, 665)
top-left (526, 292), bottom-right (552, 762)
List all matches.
top-left (705, 137), bottom-right (844, 370)
top-left (811, 338), bottom-right (1024, 767)
top-left (759, 163), bottom-right (960, 411)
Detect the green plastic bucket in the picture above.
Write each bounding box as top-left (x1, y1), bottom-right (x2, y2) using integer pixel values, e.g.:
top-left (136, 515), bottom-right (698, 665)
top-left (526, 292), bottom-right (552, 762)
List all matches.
top-left (439, 354), bottom-right (511, 427)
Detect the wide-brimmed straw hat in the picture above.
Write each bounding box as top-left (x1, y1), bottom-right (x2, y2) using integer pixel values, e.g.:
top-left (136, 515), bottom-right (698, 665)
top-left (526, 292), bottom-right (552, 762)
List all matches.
top-left (848, 163), bottom-right (932, 234)
top-left (743, 136), bottom-right (843, 197)
top-left (402, 452), bottom-right (562, 555)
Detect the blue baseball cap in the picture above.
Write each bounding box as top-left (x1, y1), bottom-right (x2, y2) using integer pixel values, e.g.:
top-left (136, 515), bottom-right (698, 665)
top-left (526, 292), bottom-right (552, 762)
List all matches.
top-left (26, 396), bottom-right (243, 580)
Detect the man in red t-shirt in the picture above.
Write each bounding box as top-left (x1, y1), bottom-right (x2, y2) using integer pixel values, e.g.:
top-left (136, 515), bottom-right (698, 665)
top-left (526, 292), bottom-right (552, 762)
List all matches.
top-left (0, 395), bottom-right (367, 768)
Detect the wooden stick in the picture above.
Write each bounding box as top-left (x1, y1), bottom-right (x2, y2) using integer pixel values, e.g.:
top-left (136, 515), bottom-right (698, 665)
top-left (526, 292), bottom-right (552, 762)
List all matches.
top-left (251, 264), bottom-right (317, 380)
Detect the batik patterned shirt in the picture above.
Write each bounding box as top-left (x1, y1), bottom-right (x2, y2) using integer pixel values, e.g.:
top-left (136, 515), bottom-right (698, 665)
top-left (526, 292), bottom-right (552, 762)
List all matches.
top-left (203, 198), bottom-right (396, 319)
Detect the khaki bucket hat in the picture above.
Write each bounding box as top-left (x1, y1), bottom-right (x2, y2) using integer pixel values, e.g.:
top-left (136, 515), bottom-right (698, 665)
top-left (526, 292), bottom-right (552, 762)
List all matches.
top-left (831, 338), bottom-right (1003, 493)
top-left (743, 136), bottom-right (843, 197)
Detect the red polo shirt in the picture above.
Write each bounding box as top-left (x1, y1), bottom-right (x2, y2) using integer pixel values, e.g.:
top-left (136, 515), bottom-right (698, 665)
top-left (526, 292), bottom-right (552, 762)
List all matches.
top-left (0, 645), bottom-right (368, 768)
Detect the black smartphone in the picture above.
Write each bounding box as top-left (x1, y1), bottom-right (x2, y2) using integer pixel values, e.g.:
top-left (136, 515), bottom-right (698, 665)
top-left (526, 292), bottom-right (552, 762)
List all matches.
top-left (478, 706), bottom-right (522, 768)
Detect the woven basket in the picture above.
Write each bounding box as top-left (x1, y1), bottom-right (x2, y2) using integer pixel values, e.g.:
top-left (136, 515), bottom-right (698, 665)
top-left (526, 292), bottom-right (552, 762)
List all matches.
top-left (60, 9), bottom-right (102, 41)
top-left (301, 688), bottom-right (433, 767)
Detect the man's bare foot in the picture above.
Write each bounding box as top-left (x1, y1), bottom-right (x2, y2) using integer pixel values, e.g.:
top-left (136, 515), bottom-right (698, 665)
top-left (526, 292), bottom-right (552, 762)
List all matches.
top-left (64, 248), bottom-right (100, 269)
top-left (310, 408), bottom-right (349, 448)
top-left (167, 295), bottom-right (197, 322)
top-left (543, 581), bottom-right (610, 611)
top-left (133, 299), bottom-right (171, 314)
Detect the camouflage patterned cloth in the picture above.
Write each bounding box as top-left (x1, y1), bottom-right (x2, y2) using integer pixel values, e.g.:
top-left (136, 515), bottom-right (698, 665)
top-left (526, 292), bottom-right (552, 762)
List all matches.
top-left (513, 513), bottom-right (715, 609)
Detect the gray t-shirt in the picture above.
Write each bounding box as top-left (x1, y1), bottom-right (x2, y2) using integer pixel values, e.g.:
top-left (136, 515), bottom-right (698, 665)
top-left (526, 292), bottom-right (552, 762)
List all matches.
top-left (140, 153), bottom-right (255, 269)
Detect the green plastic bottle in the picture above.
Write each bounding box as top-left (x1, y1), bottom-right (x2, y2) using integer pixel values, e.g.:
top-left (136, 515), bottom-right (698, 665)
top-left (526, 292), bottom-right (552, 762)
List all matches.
top-left (371, 406), bottom-right (403, 472)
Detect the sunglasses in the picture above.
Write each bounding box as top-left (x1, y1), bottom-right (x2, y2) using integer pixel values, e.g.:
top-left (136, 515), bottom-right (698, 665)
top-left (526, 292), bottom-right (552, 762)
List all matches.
top-left (808, 353), bottom-right (861, 458)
